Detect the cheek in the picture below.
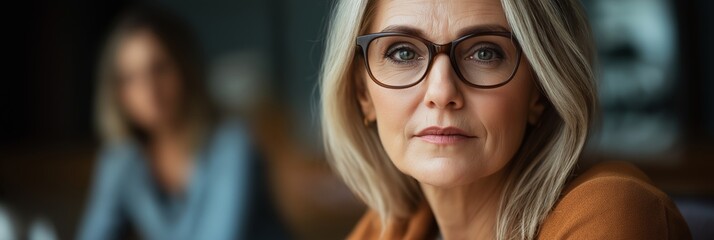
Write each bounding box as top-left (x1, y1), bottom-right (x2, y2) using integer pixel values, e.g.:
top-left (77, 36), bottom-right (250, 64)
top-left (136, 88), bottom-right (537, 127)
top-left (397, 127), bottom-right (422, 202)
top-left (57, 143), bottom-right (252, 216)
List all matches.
top-left (472, 92), bottom-right (529, 164)
top-left (473, 67), bottom-right (536, 170)
top-left (121, 79), bottom-right (159, 126)
top-left (365, 76), bottom-right (421, 166)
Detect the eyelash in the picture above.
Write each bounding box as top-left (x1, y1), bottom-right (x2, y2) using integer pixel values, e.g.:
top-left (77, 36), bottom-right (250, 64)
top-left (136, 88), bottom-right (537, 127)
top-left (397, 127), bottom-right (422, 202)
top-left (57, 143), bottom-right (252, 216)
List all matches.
top-left (466, 44), bottom-right (505, 63)
top-left (383, 44), bottom-right (420, 64)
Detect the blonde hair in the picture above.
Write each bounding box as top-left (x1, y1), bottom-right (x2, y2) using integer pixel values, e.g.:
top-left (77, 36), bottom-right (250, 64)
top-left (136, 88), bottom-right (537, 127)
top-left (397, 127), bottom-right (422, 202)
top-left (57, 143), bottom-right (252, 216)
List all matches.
top-left (96, 5), bottom-right (215, 146)
top-left (320, 0), bottom-right (597, 239)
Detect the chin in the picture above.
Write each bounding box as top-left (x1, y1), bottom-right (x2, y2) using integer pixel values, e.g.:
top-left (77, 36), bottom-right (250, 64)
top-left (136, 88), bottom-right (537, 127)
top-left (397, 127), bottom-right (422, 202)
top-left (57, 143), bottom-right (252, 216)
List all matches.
top-left (404, 156), bottom-right (484, 188)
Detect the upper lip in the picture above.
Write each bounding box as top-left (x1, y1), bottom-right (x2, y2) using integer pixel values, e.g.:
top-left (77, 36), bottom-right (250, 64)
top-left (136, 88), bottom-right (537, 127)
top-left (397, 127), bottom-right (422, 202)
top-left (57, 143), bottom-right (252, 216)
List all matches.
top-left (415, 126), bottom-right (476, 137)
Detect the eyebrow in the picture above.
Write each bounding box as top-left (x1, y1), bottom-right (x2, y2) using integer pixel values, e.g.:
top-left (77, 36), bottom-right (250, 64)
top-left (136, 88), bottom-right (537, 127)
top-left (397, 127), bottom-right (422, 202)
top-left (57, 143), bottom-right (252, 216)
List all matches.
top-left (380, 24), bottom-right (510, 38)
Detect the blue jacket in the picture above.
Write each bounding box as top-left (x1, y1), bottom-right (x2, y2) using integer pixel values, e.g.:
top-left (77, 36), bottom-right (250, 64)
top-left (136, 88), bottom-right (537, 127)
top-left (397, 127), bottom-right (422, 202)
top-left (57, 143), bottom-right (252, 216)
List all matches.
top-left (77, 121), bottom-right (287, 240)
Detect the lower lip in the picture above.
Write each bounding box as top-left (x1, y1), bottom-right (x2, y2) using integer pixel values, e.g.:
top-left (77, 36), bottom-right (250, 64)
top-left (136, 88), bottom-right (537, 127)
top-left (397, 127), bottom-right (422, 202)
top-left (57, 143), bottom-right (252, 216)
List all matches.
top-left (416, 135), bottom-right (473, 144)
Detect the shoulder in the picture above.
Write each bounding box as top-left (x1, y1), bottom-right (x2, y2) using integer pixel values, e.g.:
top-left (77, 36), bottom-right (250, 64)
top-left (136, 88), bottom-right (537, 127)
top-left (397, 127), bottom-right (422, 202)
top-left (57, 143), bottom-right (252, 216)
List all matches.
top-left (95, 141), bottom-right (141, 176)
top-left (207, 119), bottom-right (251, 153)
top-left (200, 119), bottom-right (256, 177)
top-left (86, 142), bottom-right (143, 203)
top-left (196, 119), bottom-right (253, 166)
top-left (348, 210), bottom-right (383, 240)
top-left (347, 202), bottom-right (437, 240)
top-left (539, 161), bottom-right (692, 239)
top-left (214, 119), bottom-right (249, 138)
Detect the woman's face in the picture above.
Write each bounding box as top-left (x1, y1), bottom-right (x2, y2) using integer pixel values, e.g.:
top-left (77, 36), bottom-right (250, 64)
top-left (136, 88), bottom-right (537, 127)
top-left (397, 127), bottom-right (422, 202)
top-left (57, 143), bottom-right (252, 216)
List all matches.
top-left (116, 29), bottom-right (183, 132)
top-left (358, 0), bottom-right (545, 188)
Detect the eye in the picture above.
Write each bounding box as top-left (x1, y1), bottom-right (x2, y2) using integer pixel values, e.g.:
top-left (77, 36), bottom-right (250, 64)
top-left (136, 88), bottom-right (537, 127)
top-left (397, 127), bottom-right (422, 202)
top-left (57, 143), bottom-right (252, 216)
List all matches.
top-left (384, 44), bottom-right (422, 64)
top-left (395, 49), bottom-right (415, 60)
top-left (469, 48), bottom-right (501, 62)
top-left (476, 49), bottom-right (494, 60)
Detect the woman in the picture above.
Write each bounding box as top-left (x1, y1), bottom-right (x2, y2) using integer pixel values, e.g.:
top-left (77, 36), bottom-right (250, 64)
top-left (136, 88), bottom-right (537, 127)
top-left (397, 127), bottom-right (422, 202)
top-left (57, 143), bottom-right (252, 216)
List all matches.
top-left (320, 0), bottom-right (691, 239)
top-left (78, 5), bottom-right (286, 240)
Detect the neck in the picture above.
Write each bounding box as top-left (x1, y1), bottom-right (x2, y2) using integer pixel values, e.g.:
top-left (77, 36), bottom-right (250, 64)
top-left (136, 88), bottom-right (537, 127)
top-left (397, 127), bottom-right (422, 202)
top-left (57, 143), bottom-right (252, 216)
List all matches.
top-left (421, 169), bottom-right (507, 240)
top-left (145, 120), bottom-right (195, 195)
top-left (148, 119), bottom-right (190, 146)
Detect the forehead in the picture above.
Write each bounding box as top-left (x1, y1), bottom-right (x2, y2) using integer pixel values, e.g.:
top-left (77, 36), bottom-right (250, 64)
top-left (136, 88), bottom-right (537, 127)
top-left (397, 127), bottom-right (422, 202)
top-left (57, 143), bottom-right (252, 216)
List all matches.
top-left (118, 31), bottom-right (159, 58)
top-left (369, 0), bottom-right (510, 43)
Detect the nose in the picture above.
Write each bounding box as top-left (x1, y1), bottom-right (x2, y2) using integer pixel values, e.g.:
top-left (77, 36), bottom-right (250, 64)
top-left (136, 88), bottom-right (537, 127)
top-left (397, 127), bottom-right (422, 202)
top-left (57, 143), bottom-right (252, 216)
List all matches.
top-left (422, 54), bottom-right (464, 110)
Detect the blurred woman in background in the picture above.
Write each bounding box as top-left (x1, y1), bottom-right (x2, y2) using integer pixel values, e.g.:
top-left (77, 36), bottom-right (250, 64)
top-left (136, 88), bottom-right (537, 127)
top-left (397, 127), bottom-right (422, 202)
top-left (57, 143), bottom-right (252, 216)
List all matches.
top-left (78, 5), bottom-right (286, 240)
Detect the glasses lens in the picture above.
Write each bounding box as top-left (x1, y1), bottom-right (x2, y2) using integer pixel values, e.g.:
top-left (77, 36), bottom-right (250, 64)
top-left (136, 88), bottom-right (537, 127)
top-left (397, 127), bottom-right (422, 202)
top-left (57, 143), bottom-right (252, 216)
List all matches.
top-left (366, 35), bottom-right (429, 87)
top-left (455, 35), bottom-right (519, 87)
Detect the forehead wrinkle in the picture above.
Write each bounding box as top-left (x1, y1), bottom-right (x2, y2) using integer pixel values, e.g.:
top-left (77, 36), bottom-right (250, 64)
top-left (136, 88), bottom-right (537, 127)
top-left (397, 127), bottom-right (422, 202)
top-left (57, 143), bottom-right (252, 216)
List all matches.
top-left (427, 1), bottom-right (450, 42)
top-left (374, 0), bottom-right (510, 42)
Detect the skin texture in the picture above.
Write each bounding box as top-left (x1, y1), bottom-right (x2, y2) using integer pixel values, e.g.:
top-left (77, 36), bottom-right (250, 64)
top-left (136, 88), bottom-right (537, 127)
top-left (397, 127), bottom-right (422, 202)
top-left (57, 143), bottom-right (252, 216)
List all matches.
top-left (357, 0), bottom-right (545, 238)
top-left (116, 29), bottom-right (193, 195)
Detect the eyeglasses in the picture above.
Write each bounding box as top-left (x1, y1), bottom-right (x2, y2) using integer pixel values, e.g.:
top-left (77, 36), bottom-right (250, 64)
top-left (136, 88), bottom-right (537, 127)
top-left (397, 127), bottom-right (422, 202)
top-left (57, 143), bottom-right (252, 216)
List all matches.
top-left (356, 32), bottom-right (522, 89)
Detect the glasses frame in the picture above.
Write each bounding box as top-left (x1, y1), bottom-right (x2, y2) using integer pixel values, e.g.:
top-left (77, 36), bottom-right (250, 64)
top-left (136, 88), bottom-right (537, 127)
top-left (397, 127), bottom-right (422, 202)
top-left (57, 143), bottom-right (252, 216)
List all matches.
top-left (356, 31), bottom-right (523, 89)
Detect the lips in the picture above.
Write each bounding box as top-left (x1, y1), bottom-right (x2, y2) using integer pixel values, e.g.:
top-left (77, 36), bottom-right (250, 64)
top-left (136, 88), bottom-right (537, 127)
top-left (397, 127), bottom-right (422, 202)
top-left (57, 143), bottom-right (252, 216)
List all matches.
top-left (414, 126), bottom-right (476, 144)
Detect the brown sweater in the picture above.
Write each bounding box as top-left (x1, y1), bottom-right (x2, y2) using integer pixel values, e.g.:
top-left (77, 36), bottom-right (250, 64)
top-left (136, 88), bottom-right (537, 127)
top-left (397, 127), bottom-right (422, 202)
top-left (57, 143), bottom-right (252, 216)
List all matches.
top-left (347, 161), bottom-right (692, 239)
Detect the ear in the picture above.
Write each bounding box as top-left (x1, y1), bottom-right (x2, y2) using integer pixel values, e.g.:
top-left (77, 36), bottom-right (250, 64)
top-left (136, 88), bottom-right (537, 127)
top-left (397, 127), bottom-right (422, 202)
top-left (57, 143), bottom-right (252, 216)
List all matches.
top-left (356, 75), bottom-right (376, 123)
top-left (527, 83), bottom-right (546, 126)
